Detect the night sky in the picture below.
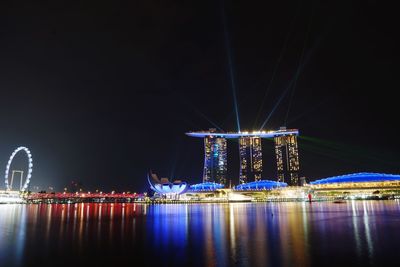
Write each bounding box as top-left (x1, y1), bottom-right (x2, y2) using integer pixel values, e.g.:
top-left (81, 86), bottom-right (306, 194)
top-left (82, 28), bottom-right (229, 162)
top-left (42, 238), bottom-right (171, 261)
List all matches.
top-left (0, 0), bottom-right (398, 192)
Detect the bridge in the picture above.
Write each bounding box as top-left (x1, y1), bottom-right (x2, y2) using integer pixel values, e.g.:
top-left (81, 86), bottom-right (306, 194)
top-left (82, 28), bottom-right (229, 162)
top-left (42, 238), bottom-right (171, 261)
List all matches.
top-left (0, 146), bottom-right (148, 203)
top-left (26, 192), bottom-right (145, 203)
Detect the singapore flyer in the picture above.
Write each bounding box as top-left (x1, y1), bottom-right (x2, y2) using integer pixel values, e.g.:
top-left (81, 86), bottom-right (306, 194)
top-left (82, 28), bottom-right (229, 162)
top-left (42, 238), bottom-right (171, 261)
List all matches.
top-left (4, 146), bottom-right (33, 191)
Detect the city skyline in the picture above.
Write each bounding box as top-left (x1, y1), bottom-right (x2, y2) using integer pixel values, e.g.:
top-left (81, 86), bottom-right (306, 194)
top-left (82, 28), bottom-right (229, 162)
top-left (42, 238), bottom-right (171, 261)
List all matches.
top-left (1, 2), bottom-right (400, 267)
top-left (187, 128), bottom-right (300, 186)
top-left (0, 1), bottom-right (399, 192)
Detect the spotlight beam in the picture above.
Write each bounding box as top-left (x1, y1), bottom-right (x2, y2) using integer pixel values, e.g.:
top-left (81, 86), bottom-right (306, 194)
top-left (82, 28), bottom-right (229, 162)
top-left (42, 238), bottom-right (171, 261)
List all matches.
top-left (253, 4), bottom-right (300, 128)
top-left (258, 34), bottom-right (321, 130)
top-left (284, 3), bottom-right (315, 126)
top-left (221, 0), bottom-right (240, 132)
top-left (175, 92), bottom-right (224, 131)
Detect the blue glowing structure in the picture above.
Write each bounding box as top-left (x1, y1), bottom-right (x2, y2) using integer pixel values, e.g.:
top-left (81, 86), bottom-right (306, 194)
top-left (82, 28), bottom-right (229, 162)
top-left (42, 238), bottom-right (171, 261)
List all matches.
top-left (234, 180), bottom-right (287, 191)
top-left (147, 172), bottom-right (189, 195)
top-left (310, 172), bottom-right (400, 185)
top-left (189, 182), bottom-right (225, 192)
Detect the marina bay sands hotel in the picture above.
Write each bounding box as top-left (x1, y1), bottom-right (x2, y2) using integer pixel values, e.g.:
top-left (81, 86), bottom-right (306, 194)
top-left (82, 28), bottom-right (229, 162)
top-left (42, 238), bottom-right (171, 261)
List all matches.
top-left (186, 127), bottom-right (300, 186)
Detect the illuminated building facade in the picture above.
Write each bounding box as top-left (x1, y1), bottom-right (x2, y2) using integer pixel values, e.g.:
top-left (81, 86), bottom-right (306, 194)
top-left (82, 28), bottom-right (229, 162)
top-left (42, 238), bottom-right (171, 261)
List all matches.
top-left (239, 137), bottom-right (262, 184)
top-left (203, 136), bottom-right (227, 186)
top-left (187, 128), bottom-right (300, 187)
top-left (308, 173), bottom-right (400, 200)
top-left (310, 172), bottom-right (400, 187)
top-left (234, 180), bottom-right (287, 190)
top-left (274, 133), bottom-right (300, 186)
top-left (189, 182), bottom-right (225, 191)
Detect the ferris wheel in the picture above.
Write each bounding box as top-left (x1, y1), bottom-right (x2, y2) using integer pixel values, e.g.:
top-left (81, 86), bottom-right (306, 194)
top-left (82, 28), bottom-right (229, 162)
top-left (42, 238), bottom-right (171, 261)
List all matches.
top-left (4, 146), bottom-right (33, 191)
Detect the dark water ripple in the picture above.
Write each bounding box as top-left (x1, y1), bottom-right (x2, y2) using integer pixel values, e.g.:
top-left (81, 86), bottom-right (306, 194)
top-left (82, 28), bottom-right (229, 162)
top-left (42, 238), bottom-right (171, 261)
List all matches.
top-left (1, 201), bottom-right (400, 267)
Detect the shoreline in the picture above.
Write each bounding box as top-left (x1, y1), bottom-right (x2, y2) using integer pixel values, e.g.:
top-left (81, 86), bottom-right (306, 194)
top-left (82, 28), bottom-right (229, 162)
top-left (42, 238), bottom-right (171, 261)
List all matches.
top-left (2, 196), bottom-right (399, 205)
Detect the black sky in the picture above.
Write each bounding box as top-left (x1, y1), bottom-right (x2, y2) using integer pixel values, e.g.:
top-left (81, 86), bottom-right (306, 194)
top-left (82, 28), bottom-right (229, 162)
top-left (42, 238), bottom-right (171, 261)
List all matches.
top-left (0, 0), bottom-right (398, 192)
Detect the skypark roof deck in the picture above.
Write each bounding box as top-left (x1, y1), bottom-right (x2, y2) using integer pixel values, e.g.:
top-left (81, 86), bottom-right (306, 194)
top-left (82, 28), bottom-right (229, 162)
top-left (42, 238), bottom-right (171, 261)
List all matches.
top-left (186, 128), bottom-right (299, 138)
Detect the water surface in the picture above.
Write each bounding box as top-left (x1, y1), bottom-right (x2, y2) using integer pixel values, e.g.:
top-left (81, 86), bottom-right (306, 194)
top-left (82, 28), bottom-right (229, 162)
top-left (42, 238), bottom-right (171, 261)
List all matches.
top-left (1, 201), bottom-right (399, 266)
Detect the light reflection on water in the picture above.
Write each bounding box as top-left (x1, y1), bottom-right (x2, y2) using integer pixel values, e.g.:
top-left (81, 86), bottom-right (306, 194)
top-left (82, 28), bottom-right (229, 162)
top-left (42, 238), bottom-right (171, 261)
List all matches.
top-left (1, 201), bottom-right (400, 267)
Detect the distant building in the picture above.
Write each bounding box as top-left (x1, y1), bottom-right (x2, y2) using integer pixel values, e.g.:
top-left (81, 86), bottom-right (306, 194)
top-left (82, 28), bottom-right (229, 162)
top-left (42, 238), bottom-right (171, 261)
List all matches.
top-left (186, 127), bottom-right (301, 186)
top-left (234, 180), bottom-right (287, 191)
top-left (189, 182), bottom-right (225, 192)
top-left (274, 130), bottom-right (300, 186)
top-left (239, 136), bottom-right (262, 184)
top-left (203, 135), bottom-right (227, 186)
top-left (299, 176), bottom-right (307, 186)
top-left (310, 172), bottom-right (400, 188)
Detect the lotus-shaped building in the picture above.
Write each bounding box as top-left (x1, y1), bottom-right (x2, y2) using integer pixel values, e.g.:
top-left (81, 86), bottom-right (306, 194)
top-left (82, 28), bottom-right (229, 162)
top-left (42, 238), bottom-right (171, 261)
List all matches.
top-left (147, 171), bottom-right (189, 195)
